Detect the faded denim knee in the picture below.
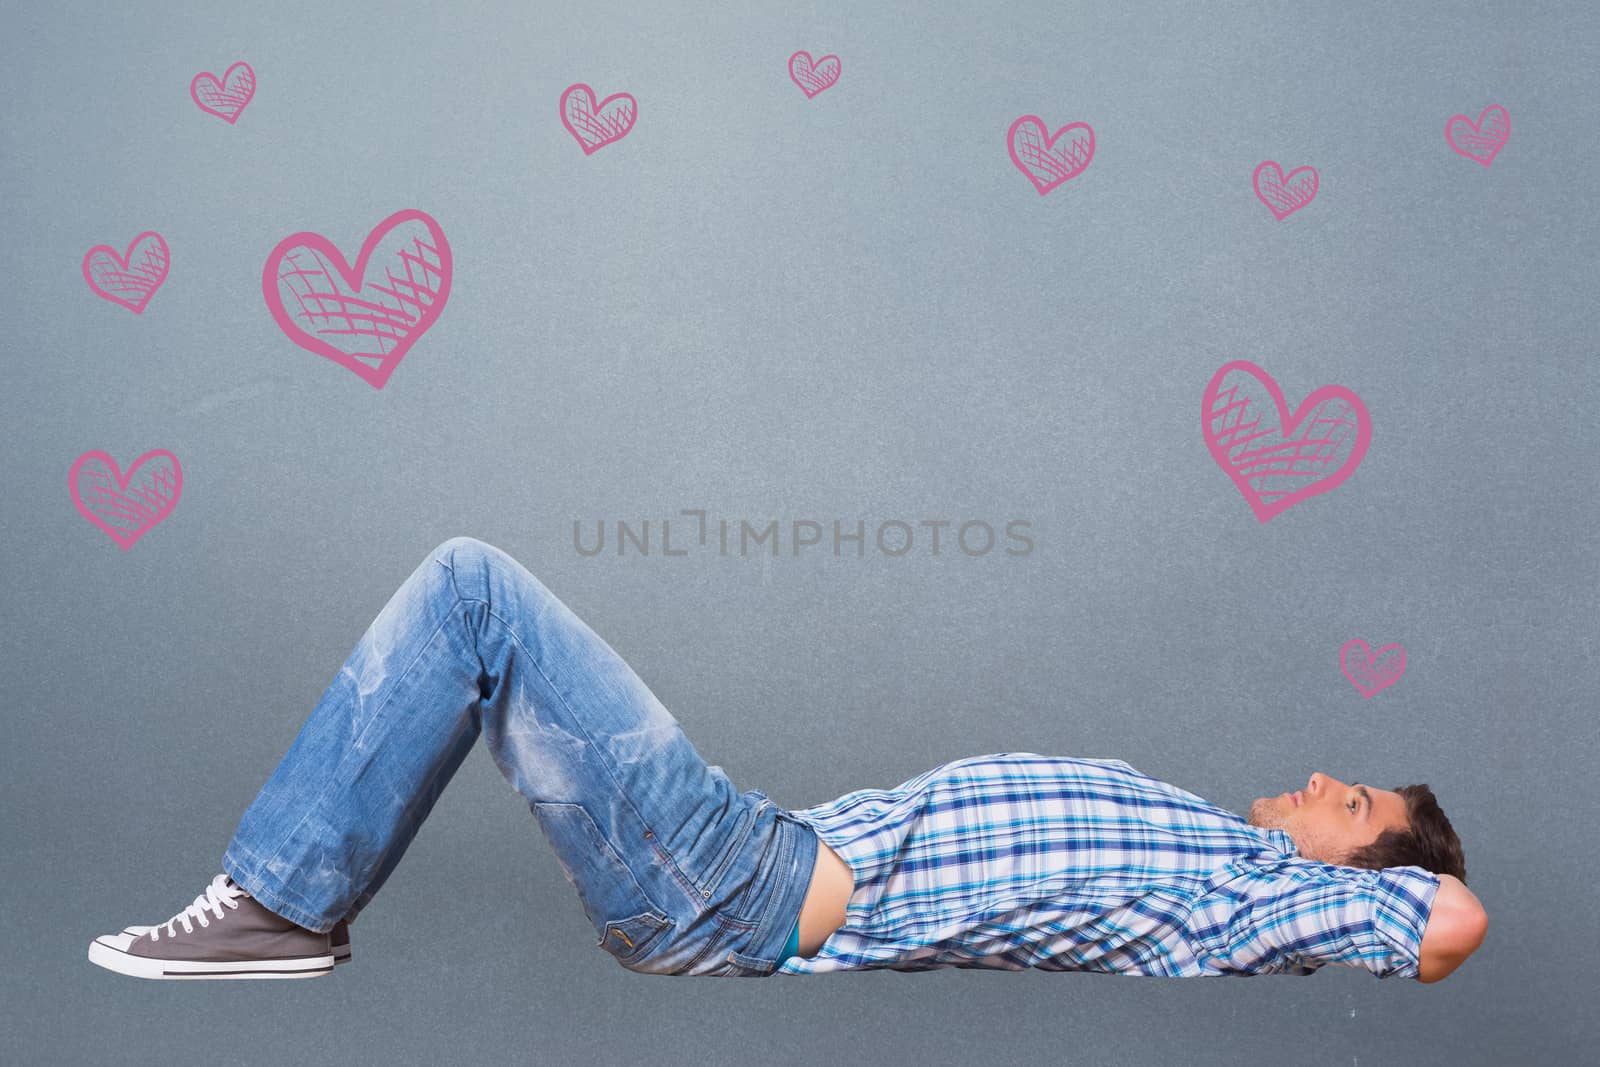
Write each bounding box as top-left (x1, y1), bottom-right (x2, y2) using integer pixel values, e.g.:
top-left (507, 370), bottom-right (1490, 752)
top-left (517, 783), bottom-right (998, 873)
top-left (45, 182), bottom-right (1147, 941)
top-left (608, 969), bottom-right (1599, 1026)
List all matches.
top-left (433, 535), bottom-right (501, 602)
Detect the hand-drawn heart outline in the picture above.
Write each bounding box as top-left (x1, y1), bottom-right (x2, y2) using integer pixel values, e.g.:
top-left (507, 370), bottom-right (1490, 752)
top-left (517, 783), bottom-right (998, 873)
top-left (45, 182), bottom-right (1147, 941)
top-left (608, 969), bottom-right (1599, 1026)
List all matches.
top-left (191, 61), bottom-right (257, 124)
top-left (789, 51), bottom-right (842, 98)
top-left (1340, 638), bottom-right (1406, 699)
top-left (82, 231), bottom-right (170, 314)
top-left (69, 449), bottom-right (184, 551)
top-left (560, 83), bottom-right (638, 154)
top-left (1201, 360), bottom-right (1371, 523)
top-left (1007, 115), bottom-right (1096, 195)
top-left (1253, 161), bottom-right (1319, 220)
top-left (260, 208), bottom-right (453, 390)
top-left (1445, 105), bottom-right (1510, 167)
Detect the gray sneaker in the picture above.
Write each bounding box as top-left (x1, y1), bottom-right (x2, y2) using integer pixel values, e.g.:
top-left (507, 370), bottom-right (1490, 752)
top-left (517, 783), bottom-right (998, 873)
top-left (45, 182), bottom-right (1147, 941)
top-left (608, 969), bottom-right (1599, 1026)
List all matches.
top-left (330, 918), bottom-right (351, 965)
top-left (88, 873), bottom-right (334, 980)
top-left (117, 917), bottom-right (352, 964)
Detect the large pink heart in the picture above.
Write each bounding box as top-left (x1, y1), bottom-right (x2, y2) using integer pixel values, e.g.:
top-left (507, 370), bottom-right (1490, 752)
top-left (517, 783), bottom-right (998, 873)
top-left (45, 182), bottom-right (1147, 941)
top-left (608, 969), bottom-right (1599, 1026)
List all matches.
top-left (191, 61), bottom-right (256, 124)
top-left (1007, 115), bottom-right (1095, 195)
top-left (789, 51), bottom-right (841, 98)
top-left (69, 449), bottom-right (183, 550)
top-left (1201, 360), bottom-right (1371, 523)
top-left (1253, 161), bottom-right (1319, 220)
top-left (83, 231), bottom-right (170, 314)
top-left (560, 83), bottom-right (638, 154)
top-left (261, 208), bottom-right (453, 389)
top-left (1340, 638), bottom-right (1406, 699)
top-left (1445, 105), bottom-right (1510, 167)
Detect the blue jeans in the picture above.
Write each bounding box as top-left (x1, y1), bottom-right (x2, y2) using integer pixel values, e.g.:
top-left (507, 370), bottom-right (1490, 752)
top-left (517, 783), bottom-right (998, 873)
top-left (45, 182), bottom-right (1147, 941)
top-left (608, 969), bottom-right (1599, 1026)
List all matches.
top-left (222, 537), bottom-right (818, 977)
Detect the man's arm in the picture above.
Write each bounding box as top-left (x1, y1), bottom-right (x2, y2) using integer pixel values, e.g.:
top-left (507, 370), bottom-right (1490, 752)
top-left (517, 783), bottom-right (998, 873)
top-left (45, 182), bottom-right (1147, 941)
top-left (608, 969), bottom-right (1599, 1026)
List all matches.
top-left (1417, 874), bottom-right (1488, 983)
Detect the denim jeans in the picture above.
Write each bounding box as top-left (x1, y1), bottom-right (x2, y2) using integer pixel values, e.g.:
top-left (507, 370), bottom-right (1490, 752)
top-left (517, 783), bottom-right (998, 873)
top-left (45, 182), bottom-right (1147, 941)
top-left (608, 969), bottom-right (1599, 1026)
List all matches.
top-left (222, 537), bottom-right (818, 977)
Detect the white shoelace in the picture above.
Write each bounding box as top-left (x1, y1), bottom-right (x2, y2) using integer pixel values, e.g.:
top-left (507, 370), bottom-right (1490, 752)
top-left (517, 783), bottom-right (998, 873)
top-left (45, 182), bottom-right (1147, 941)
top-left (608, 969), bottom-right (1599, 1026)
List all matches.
top-left (150, 873), bottom-right (247, 941)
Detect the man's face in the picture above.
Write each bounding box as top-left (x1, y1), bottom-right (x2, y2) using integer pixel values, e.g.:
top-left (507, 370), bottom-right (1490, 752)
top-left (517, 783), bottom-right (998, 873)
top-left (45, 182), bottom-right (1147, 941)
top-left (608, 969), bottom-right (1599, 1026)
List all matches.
top-left (1246, 772), bottom-right (1411, 864)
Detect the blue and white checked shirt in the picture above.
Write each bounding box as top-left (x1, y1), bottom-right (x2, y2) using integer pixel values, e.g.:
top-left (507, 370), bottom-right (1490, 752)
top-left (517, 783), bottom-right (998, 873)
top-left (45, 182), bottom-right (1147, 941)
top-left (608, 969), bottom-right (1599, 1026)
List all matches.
top-left (778, 752), bottom-right (1440, 979)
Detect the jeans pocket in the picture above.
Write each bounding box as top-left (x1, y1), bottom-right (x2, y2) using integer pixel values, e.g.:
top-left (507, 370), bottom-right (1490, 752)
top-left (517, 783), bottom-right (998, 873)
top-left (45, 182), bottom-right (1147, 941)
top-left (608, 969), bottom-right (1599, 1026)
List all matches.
top-left (532, 801), bottom-right (674, 968)
top-left (698, 790), bottom-right (765, 899)
top-left (682, 923), bottom-right (772, 977)
top-left (707, 949), bottom-right (773, 977)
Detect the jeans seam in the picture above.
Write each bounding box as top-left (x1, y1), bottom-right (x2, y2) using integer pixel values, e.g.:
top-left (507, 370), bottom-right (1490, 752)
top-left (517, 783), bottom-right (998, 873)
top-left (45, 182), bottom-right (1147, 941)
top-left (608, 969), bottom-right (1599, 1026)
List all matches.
top-left (223, 838), bottom-right (266, 869)
top-left (700, 800), bottom-right (757, 900)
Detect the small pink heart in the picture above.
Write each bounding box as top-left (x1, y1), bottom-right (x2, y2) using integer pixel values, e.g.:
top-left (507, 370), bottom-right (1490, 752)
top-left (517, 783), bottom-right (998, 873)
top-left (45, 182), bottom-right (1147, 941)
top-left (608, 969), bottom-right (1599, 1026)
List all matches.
top-left (789, 51), bottom-right (841, 98)
top-left (560, 83), bottom-right (638, 154)
top-left (1201, 360), bottom-right (1371, 523)
top-left (1253, 161), bottom-right (1319, 220)
top-left (82, 231), bottom-right (170, 314)
top-left (261, 208), bottom-right (453, 390)
top-left (1340, 639), bottom-right (1406, 699)
top-left (69, 449), bottom-right (184, 550)
top-left (191, 61), bottom-right (256, 124)
top-left (1007, 115), bottom-right (1095, 195)
top-left (1445, 105), bottom-right (1510, 167)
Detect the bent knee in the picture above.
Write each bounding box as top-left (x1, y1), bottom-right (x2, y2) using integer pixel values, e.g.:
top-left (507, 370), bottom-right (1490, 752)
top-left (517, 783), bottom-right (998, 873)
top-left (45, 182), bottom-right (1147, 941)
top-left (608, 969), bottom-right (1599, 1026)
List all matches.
top-left (430, 536), bottom-right (551, 609)
top-left (430, 536), bottom-right (501, 600)
top-left (432, 536), bottom-right (508, 575)
top-left (433, 535), bottom-right (489, 559)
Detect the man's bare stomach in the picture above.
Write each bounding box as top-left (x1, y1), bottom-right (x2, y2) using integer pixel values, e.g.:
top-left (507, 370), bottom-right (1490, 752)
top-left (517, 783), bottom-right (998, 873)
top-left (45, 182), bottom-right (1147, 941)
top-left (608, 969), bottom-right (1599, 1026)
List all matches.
top-left (794, 840), bottom-right (854, 957)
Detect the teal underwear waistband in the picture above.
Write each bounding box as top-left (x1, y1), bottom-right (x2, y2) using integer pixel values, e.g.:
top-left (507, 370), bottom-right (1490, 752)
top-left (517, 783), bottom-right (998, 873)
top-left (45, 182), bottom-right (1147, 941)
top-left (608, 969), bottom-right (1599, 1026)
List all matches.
top-left (779, 913), bottom-right (802, 964)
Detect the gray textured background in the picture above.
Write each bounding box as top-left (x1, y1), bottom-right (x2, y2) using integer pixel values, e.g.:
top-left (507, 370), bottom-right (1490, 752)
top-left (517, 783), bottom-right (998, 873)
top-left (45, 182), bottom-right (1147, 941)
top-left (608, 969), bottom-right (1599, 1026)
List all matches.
top-left (4, 0), bottom-right (1597, 1063)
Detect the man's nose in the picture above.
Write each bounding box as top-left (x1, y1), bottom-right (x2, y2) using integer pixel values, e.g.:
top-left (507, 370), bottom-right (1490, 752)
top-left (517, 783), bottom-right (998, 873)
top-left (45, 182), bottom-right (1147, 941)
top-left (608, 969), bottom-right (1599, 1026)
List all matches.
top-left (1307, 772), bottom-right (1346, 796)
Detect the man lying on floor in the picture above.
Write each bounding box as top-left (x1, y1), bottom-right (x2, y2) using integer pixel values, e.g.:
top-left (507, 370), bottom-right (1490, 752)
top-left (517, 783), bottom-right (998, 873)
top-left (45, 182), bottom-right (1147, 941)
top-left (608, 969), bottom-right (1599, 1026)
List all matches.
top-left (88, 538), bottom-right (1488, 983)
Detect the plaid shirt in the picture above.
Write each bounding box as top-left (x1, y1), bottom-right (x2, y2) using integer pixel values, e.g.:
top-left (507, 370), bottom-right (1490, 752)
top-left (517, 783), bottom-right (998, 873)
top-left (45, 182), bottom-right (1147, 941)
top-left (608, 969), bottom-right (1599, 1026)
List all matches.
top-left (778, 752), bottom-right (1440, 979)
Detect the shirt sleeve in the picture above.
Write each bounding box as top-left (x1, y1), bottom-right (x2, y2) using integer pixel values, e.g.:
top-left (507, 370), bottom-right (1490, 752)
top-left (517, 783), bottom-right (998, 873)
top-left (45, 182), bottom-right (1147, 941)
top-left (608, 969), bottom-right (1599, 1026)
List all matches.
top-left (1236, 864), bottom-right (1442, 980)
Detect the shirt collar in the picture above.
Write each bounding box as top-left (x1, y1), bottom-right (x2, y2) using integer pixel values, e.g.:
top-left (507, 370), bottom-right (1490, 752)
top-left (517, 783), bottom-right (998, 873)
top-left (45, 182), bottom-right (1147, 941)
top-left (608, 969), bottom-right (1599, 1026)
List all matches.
top-left (1263, 827), bottom-right (1299, 856)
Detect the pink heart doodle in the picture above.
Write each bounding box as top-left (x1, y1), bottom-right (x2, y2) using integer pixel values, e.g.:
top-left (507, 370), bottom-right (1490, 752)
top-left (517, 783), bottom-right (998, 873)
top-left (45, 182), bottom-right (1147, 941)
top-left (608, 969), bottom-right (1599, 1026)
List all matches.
top-left (82, 231), bottom-right (170, 314)
top-left (1445, 105), bottom-right (1510, 167)
top-left (789, 51), bottom-right (841, 98)
top-left (1007, 115), bottom-right (1095, 195)
top-left (1201, 360), bottom-right (1371, 523)
top-left (261, 208), bottom-right (453, 390)
top-left (560, 83), bottom-right (637, 155)
top-left (1253, 161), bottom-right (1319, 220)
top-left (191, 61), bottom-right (256, 124)
top-left (1340, 639), bottom-right (1406, 699)
top-left (69, 449), bottom-right (184, 550)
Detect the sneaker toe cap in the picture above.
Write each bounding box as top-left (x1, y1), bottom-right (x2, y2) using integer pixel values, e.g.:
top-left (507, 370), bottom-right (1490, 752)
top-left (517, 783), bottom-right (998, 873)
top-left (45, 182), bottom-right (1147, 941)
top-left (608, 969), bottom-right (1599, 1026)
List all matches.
top-left (93, 931), bottom-right (141, 952)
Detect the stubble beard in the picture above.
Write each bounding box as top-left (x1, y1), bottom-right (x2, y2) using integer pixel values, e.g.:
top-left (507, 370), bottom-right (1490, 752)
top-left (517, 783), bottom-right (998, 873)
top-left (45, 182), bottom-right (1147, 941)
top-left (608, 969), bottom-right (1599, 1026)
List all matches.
top-left (1246, 795), bottom-right (1289, 829)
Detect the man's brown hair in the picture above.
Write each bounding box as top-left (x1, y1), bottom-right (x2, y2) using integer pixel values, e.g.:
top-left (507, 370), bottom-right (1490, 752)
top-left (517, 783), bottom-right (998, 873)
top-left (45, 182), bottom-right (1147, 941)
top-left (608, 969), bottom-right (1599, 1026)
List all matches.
top-left (1341, 784), bottom-right (1467, 883)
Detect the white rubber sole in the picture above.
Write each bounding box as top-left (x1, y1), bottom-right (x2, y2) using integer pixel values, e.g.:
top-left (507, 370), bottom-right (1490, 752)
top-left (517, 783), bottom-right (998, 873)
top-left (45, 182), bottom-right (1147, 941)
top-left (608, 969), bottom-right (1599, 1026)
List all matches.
top-left (120, 924), bottom-right (351, 964)
top-left (88, 937), bottom-right (334, 980)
